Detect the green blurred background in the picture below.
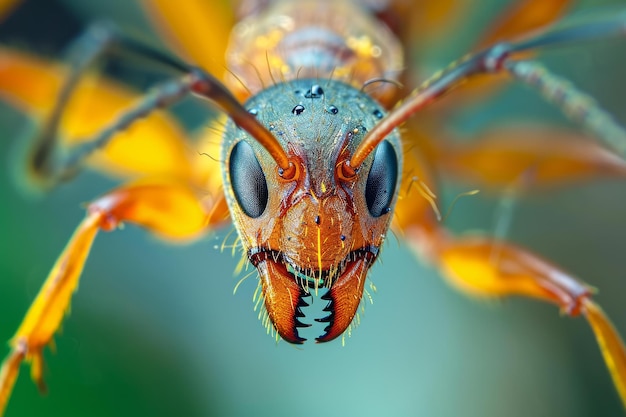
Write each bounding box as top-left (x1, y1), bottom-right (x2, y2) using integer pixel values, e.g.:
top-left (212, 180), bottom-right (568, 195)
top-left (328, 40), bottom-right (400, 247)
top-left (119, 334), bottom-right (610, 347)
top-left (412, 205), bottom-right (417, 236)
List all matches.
top-left (1, 0), bottom-right (625, 416)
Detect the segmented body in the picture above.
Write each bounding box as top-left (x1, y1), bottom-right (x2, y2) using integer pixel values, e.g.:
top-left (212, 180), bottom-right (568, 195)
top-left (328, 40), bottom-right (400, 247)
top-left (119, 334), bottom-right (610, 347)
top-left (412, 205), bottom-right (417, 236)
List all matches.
top-left (213, 0), bottom-right (415, 343)
top-left (225, 0), bottom-right (403, 102)
top-left (1, 0), bottom-right (626, 416)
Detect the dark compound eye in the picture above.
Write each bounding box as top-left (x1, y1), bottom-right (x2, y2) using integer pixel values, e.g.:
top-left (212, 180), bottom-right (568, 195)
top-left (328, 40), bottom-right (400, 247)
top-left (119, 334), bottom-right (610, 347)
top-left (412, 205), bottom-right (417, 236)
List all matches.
top-left (365, 140), bottom-right (398, 217)
top-left (229, 140), bottom-right (269, 218)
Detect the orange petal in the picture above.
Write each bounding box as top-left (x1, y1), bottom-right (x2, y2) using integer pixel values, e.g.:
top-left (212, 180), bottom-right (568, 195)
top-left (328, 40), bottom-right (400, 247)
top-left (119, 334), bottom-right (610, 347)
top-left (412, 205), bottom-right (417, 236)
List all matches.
top-left (0, 0), bottom-right (20, 22)
top-left (394, 0), bottom-right (470, 51)
top-left (475, 0), bottom-right (572, 48)
top-left (0, 47), bottom-right (196, 181)
top-left (446, 0), bottom-right (572, 106)
top-left (431, 126), bottom-right (626, 188)
top-left (0, 46), bottom-right (62, 114)
top-left (141, 0), bottom-right (234, 80)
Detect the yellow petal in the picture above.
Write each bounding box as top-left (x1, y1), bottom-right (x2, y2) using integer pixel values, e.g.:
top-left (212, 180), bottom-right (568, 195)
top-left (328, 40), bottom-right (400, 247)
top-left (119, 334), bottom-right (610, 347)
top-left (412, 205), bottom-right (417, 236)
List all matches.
top-left (0, 47), bottom-right (196, 181)
top-left (141, 0), bottom-right (234, 80)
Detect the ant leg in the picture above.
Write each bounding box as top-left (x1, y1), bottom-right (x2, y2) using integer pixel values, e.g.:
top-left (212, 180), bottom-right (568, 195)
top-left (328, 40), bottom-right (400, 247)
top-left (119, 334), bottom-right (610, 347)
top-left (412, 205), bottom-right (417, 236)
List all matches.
top-left (28, 22), bottom-right (126, 184)
top-left (394, 146), bottom-right (626, 408)
top-left (507, 59), bottom-right (626, 156)
top-left (23, 21), bottom-right (288, 188)
top-left (431, 232), bottom-right (626, 407)
top-left (0, 47), bottom-right (203, 188)
top-left (0, 178), bottom-right (227, 416)
top-left (349, 11), bottom-right (626, 170)
top-left (44, 65), bottom-right (290, 176)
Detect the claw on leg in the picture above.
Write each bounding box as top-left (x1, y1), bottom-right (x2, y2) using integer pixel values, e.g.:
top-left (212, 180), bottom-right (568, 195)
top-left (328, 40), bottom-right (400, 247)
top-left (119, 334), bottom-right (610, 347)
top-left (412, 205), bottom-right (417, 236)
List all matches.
top-left (0, 210), bottom-right (102, 416)
top-left (583, 299), bottom-right (626, 406)
top-left (0, 346), bottom-right (25, 416)
top-left (0, 180), bottom-right (218, 415)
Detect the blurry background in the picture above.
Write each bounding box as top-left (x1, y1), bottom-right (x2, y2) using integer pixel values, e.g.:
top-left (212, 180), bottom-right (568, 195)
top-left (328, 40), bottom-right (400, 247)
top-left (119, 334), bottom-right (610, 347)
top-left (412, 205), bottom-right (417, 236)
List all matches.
top-left (0, 0), bottom-right (625, 416)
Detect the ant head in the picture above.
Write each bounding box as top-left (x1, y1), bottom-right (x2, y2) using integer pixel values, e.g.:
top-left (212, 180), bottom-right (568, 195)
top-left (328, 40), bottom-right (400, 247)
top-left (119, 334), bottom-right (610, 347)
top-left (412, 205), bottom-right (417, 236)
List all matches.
top-left (221, 79), bottom-right (402, 343)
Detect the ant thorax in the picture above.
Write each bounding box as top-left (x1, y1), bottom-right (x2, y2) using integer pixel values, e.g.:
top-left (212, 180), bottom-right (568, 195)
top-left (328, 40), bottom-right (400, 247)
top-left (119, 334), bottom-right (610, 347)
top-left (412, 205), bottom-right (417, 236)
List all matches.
top-left (225, 0), bottom-right (403, 103)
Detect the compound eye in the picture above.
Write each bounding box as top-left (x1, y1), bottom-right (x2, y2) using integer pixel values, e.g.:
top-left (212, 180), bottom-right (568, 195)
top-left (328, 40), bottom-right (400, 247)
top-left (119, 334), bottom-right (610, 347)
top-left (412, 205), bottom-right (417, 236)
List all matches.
top-left (364, 140), bottom-right (398, 217)
top-left (229, 140), bottom-right (269, 218)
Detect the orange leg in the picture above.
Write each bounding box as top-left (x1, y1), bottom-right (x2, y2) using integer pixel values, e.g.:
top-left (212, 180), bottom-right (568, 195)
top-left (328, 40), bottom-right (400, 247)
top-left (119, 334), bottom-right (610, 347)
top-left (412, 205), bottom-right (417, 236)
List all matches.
top-left (0, 179), bottom-right (228, 416)
top-left (397, 207), bottom-right (626, 408)
top-left (430, 233), bottom-right (626, 406)
top-left (394, 133), bottom-right (626, 408)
